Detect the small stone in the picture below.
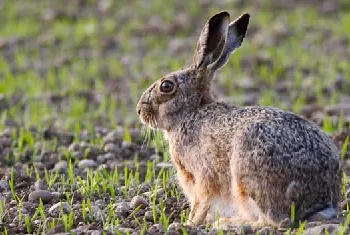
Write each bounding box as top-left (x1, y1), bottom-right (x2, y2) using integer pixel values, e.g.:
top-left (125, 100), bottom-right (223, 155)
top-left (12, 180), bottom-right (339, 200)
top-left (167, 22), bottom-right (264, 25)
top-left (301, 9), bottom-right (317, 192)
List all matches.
top-left (117, 227), bottom-right (135, 234)
top-left (21, 208), bottom-right (29, 214)
top-left (167, 222), bottom-right (182, 231)
top-left (54, 160), bottom-right (68, 172)
top-left (121, 141), bottom-right (133, 148)
top-left (35, 180), bottom-right (47, 190)
top-left (156, 162), bottom-right (173, 169)
top-left (88, 206), bottom-right (102, 219)
top-left (97, 153), bottom-right (114, 163)
top-left (9, 200), bottom-right (17, 206)
top-left (72, 151), bottom-right (84, 160)
top-left (49, 202), bottom-right (71, 214)
top-left (278, 218), bottom-right (291, 229)
top-left (130, 195), bottom-right (148, 209)
top-left (28, 190), bottom-right (54, 203)
top-left (257, 226), bottom-right (274, 235)
top-left (115, 202), bottom-right (130, 216)
top-left (148, 223), bottom-right (164, 233)
top-left (304, 221), bottom-right (322, 229)
top-left (145, 210), bottom-right (155, 221)
top-left (78, 159), bottom-right (97, 169)
top-left (68, 142), bottom-right (80, 152)
top-left (303, 224), bottom-right (341, 235)
top-left (104, 143), bottom-right (120, 153)
top-left (94, 199), bottom-right (105, 208)
top-left (90, 231), bottom-right (102, 235)
top-left (240, 224), bottom-right (254, 234)
top-left (0, 128), bottom-right (12, 138)
top-left (33, 219), bottom-right (41, 226)
top-left (103, 130), bottom-right (123, 145)
top-left (0, 180), bottom-right (9, 191)
top-left (51, 192), bottom-right (61, 203)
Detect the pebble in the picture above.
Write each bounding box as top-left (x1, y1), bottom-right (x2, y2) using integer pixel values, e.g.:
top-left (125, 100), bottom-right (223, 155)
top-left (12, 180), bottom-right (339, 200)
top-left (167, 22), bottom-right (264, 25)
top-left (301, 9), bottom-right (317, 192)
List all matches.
top-left (103, 130), bottom-right (123, 145)
top-left (28, 190), bottom-right (54, 203)
top-left (167, 222), bottom-right (182, 231)
top-left (148, 223), bottom-right (165, 233)
top-left (278, 218), bottom-right (291, 229)
top-left (94, 199), bottom-right (105, 208)
top-left (115, 202), bottom-right (130, 216)
top-left (117, 227), bottom-right (135, 234)
top-left (257, 226), bottom-right (274, 235)
top-left (54, 160), bottom-right (68, 172)
top-left (33, 219), bottom-right (41, 226)
top-left (9, 200), bottom-right (17, 206)
top-left (49, 202), bottom-right (71, 214)
top-left (72, 151), bottom-right (84, 160)
top-left (90, 231), bottom-right (102, 235)
top-left (0, 128), bottom-right (12, 138)
top-left (145, 210), bottom-right (154, 221)
top-left (0, 180), bottom-right (9, 191)
top-left (88, 206), bottom-right (102, 219)
top-left (156, 162), bottom-right (173, 169)
top-left (103, 143), bottom-right (120, 153)
top-left (21, 208), bottom-right (29, 214)
top-left (78, 159), bottom-right (97, 169)
top-left (130, 195), bottom-right (148, 209)
top-left (240, 224), bottom-right (254, 234)
top-left (35, 179), bottom-right (47, 190)
top-left (68, 142), bottom-right (80, 152)
top-left (303, 224), bottom-right (341, 235)
top-left (97, 153), bottom-right (114, 163)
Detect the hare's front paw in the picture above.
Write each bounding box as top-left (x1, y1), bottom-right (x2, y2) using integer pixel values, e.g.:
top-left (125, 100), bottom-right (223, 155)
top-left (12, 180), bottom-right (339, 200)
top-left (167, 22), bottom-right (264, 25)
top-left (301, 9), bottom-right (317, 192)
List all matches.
top-left (184, 220), bottom-right (196, 227)
top-left (212, 217), bottom-right (236, 230)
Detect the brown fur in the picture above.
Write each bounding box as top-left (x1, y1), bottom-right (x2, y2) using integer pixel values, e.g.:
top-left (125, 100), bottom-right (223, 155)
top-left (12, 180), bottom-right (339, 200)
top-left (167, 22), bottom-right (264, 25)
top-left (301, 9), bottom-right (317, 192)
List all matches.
top-left (136, 11), bottom-right (341, 229)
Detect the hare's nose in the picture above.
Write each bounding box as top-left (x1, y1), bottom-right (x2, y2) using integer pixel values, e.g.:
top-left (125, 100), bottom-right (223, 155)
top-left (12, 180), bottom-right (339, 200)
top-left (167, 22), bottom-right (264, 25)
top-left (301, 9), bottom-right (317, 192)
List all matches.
top-left (136, 102), bottom-right (150, 115)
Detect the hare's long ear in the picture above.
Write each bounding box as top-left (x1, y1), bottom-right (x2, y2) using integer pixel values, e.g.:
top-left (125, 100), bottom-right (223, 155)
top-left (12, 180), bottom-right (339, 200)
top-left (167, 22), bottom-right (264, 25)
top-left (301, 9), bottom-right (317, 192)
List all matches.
top-left (211, 13), bottom-right (250, 71)
top-left (192, 11), bottom-right (230, 69)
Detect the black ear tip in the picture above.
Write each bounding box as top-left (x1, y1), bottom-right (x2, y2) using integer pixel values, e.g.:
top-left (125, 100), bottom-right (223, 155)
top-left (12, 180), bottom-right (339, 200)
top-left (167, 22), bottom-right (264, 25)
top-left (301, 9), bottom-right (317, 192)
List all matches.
top-left (235, 13), bottom-right (250, 35)
top-left (241, 13), bottom-right (250, 19)
top-left (210, 11), bottom-right (230, 23)
top-left (216, 11), bottom-right (230, 18)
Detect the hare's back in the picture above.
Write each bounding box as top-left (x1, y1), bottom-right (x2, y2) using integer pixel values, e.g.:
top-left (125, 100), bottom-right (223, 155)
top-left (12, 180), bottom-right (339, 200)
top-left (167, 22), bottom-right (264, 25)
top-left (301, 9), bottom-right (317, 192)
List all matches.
top-left (229, 106), bottom-right (340, 172)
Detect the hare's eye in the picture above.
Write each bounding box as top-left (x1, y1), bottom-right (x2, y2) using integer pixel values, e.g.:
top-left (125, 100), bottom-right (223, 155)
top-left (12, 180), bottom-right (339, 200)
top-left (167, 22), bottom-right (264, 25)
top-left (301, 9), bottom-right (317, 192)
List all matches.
top-left (160, 81), bottom-right (174, 93)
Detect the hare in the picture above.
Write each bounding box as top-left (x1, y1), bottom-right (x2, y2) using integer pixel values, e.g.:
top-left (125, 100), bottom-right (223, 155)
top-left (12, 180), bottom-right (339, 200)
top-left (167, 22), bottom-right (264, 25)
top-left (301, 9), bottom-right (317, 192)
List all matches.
top-left (136, 11), bottom-right (341, 229)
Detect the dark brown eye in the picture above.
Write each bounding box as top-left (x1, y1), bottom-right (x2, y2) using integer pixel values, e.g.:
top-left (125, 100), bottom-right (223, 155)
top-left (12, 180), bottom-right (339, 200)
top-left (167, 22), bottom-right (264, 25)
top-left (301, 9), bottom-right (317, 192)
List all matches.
top-left (160, 80), bottom-right (174, 93)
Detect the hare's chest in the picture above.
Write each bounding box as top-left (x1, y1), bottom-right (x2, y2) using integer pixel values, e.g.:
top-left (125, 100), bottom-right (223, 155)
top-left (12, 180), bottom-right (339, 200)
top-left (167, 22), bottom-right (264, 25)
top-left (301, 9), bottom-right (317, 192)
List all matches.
top-left (168, 142), bottom-right (196, 201)
top-left (169, 146), bottom-right (195, 184)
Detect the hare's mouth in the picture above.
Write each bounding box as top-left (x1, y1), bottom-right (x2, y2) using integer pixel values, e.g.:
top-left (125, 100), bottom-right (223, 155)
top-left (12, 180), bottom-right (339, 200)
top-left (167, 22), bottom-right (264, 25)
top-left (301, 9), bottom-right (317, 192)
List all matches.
top-left (138, 106), bottom-right (158, 129)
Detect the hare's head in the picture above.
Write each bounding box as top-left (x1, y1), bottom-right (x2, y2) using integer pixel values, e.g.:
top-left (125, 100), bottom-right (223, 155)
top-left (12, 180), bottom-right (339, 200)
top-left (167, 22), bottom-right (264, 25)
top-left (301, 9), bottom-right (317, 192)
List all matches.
top-left (137, 12), bottom-right (250, 131)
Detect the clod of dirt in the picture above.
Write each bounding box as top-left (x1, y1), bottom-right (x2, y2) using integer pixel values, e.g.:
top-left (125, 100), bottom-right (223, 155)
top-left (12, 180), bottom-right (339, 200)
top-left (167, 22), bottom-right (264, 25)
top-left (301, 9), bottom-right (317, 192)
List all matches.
top-left (78, 159), bottom-right (98, 169)
top-left (130, 195), bottom-right (148, 209)
top-left (49, 202), bottom-right (71, 214)
top-left (303, 223), bottom-right (342, 235)
top-left (28, 190), bottom-right (54, 203)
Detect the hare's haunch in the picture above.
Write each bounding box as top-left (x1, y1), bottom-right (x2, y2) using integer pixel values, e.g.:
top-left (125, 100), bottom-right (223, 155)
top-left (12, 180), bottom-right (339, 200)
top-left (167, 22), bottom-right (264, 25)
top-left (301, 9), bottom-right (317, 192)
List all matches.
top-left (137, 11), bottom-right (341, 228)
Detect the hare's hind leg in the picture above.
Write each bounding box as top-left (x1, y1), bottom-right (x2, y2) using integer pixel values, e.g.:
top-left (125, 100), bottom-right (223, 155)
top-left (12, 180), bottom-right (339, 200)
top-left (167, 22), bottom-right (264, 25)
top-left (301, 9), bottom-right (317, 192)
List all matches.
top-left (232, 177), bottom-right (260, 223)
top-left (184, 181), bottom-right (216, 226)
top-left (185, 197), bottom-right (212, 226)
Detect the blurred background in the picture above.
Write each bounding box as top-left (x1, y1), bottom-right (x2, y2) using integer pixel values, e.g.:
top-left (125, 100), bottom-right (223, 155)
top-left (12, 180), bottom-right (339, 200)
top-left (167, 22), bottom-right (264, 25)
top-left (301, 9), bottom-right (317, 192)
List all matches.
top-left (0, 0), bottom-right (349, 130)
top-left (0, 1), bottom-right (350, 234)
